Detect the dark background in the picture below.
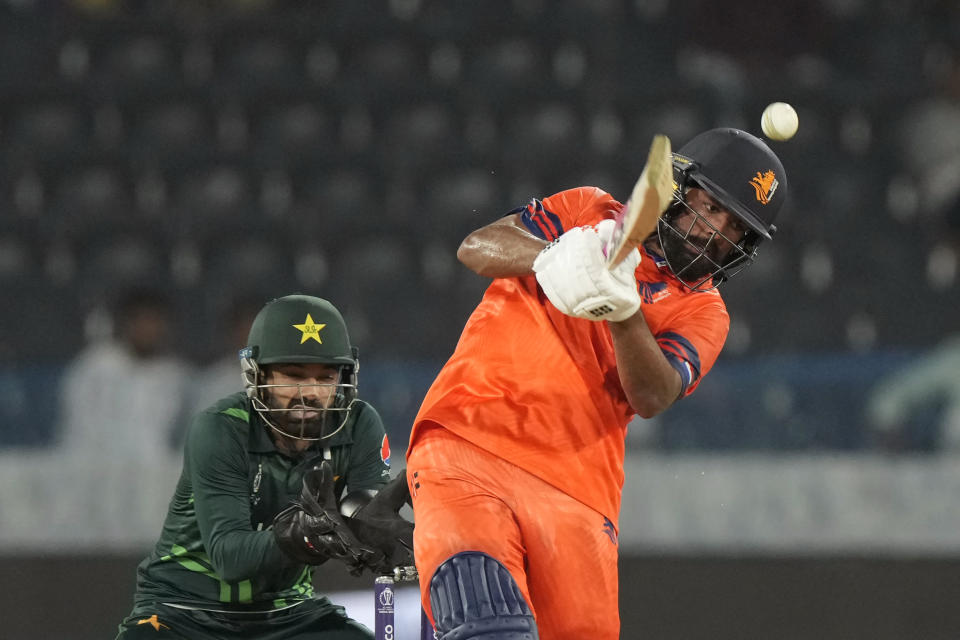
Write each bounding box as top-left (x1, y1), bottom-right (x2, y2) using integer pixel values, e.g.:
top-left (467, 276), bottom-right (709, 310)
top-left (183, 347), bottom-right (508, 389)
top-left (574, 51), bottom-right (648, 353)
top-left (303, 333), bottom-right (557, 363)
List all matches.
top-left (1, 1), bottom-right (959, 638)
top-left (3, 0), bottom-right (959, 452)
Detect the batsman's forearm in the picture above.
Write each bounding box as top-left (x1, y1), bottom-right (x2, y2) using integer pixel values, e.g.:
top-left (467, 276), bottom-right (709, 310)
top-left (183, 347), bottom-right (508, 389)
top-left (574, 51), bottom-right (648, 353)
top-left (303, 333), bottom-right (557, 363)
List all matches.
top-left (457, 219), bottom-right (547, 278)
top-left (608, 311), bottom-right (682, 418)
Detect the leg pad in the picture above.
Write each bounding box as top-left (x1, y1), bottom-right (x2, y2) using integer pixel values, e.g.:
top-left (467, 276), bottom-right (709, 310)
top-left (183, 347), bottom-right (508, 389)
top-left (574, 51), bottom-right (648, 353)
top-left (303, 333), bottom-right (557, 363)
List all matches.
top-left (429, 551), bottom-right (538, 640)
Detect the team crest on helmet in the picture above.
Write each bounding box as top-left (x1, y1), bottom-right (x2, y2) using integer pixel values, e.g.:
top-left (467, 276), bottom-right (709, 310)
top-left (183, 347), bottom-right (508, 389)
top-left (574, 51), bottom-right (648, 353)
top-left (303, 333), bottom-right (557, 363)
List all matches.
top-left (292, 314), bottom-right (326, 344)
top-left (750, 170), bottom-right (779, 205)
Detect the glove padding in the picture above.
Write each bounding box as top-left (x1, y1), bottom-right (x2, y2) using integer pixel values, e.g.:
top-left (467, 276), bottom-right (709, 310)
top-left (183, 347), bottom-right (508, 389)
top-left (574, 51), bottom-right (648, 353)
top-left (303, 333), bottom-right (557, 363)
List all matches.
top-left (273, 461), bottom-right (381, 574)
top-left (533, 220), bottom-right (642, 322)
top-left (343, 470), bottom-right (415, 575)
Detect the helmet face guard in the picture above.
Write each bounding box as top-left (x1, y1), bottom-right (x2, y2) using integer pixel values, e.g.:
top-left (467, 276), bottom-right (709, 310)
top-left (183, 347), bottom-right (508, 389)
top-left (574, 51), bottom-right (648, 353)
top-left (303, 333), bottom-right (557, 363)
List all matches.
top-left (656, 196), bottom-right (758, 292)
top-left (240, 356), bottom-right (357, 441)
top-left (239, 295), bottom-right (359, 443)
top-left (656, 128), bottom-right (787, 291)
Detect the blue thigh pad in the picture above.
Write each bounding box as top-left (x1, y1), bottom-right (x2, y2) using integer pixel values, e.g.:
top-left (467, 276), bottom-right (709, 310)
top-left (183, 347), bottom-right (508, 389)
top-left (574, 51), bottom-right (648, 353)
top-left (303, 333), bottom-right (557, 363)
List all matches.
top-left (429, 551), bottom-right (538, 640)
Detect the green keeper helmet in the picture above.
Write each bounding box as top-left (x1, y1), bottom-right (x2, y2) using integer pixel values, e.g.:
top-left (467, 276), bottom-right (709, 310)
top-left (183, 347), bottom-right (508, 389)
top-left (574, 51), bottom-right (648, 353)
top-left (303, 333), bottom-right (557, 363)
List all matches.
top-left (239, 294), bottom-right (359, 442)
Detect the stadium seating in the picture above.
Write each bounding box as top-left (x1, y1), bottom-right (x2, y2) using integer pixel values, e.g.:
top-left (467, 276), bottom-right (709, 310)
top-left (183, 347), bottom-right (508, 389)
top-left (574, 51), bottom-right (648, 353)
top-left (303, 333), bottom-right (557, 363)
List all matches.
top-left (1, 0), bottom-right (958, 450)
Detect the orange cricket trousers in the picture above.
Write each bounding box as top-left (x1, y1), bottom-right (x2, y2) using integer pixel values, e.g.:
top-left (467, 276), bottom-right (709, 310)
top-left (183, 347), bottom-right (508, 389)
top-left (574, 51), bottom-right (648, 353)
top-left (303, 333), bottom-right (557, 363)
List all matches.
top-left (406, 424), bottom-right (621, 640)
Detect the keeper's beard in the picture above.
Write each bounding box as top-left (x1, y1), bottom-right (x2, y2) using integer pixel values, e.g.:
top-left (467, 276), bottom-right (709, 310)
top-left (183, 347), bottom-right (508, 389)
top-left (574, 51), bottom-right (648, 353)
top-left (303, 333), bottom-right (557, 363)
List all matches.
top-left (255, 387), bottom-right (334, 444)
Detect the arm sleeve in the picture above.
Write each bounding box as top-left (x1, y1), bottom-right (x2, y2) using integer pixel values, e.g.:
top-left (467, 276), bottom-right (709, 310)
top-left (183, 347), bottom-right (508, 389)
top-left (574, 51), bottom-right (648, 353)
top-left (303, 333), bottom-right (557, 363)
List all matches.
top-left (186, 413), bottom-right (298, 583)
top-left (512, 187), bottom-right (618, 240)
top-left (655, 299), bottom-right (729, 397)
top-left (344, 402), bottom-right (391, 493)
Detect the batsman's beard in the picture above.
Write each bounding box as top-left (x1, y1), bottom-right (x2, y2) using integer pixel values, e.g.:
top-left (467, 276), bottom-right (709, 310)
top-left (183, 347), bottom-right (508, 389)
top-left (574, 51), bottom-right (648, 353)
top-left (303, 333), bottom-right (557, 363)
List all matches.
top-left (660, 228), bottom-right (725, 283)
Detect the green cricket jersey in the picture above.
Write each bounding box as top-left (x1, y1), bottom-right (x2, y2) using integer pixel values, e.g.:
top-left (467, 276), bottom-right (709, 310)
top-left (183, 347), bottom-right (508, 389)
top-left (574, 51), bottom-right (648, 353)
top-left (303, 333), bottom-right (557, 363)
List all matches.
top-left (125, 392), bottom-right (391, 617)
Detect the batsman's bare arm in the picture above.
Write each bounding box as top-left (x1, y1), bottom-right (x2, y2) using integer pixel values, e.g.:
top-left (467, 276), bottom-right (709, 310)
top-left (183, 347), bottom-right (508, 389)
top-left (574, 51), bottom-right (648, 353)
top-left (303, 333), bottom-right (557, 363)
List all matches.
top-left (608, 314), bottom-right (681, 418)
top-left (458, 214), bottom-right (682, 419)
top-left (457, 214), bottom-right (546, 277)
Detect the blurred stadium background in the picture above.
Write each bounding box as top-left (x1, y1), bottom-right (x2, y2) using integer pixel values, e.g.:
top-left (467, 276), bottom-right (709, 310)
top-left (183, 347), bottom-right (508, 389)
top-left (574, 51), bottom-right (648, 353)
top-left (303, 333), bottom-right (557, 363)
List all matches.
top-left (1, 0), bottom-right (959, 638)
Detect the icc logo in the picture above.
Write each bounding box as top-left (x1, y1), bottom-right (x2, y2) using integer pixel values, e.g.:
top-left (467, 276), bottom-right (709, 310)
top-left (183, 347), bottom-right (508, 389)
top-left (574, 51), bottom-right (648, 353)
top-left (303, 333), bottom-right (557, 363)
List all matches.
top-left (382, 624), bottom-right (394, 640)
top-left (378, 587), bottom-right (394, 607)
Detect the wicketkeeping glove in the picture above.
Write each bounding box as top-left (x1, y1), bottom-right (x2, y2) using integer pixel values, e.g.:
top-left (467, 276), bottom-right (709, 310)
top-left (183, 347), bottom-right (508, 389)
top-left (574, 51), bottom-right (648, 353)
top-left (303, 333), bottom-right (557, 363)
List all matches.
top-left (533, 221), bottom-right (642, 322)
top-left (342, 470), bottom-right (415, 575)
top-left (273, 461), bottom-right (382, 574)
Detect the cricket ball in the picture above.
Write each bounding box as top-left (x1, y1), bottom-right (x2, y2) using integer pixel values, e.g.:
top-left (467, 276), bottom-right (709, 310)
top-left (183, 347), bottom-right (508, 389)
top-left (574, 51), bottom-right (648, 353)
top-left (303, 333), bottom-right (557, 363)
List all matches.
top-left (761, 102), bottom-right (799, 141)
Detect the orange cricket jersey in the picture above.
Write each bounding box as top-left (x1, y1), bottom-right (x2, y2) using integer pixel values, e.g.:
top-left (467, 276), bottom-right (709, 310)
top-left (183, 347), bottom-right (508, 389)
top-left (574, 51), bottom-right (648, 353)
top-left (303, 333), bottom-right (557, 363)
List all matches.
top-left (410, 187), bottom-right (729, 524)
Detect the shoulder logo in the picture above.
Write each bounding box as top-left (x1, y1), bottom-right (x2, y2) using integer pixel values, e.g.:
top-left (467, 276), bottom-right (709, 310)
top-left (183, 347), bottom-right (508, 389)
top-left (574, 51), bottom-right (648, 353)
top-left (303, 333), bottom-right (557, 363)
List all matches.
top-left (293, 314), bottom-right (326, 344)
top-left (750, 170), bottom-right (779, 204)
top-left (380, 434), bottom-right (391, 465)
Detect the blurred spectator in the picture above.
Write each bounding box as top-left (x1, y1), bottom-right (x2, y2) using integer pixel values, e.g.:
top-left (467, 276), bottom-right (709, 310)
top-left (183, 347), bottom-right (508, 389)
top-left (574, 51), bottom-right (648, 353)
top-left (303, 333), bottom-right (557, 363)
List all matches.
top-left (186, 292), bottom-right (263, 416)
top-left (866, 196), bottom-right (960, 451)
top-left (866, 333), bottom-right (960, 452)
top-left (682, 0), bottom-right (829, 64)
top-left (897, 45), bottom-right (960, 216)
top-left (56, 286), bottom-right (190, 456)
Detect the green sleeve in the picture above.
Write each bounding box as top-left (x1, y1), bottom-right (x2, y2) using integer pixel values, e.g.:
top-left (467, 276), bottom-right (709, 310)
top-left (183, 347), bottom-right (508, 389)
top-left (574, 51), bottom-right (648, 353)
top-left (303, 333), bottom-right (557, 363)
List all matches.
top-left (344, 401), bottom-right (391, 493)
top-left (185, 413), bottom-right (297, 583)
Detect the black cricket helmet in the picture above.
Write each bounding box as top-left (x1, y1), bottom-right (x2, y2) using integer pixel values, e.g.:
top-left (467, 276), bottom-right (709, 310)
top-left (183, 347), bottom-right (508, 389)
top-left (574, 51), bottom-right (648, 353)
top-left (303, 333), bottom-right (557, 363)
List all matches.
top-left (658, 127), bottom-right (788, 290)
top-left (239, 294), bottom-right (359, 442)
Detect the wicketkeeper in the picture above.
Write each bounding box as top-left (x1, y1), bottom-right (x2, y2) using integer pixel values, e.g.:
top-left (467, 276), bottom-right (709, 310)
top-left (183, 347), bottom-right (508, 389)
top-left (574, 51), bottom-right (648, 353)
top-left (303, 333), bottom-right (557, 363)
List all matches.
top-left (115, 294), bottom-right (413, 640)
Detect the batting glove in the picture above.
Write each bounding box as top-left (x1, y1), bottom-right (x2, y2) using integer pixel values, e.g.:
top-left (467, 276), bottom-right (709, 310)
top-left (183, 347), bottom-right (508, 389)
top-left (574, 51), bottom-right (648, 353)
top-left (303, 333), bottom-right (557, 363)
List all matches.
top-left (533, 224), bottom-right (642, 322)
top-left (595, 218), bottom-right (643, 296)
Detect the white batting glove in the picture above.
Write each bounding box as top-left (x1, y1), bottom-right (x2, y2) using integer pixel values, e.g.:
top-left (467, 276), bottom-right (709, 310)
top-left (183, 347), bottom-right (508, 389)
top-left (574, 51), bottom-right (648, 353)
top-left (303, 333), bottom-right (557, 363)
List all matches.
top-left (533, 224), bottom-right (642, 322)
top-left (595, 218), bottom-right (642, 294)
top-left (532, 227), bottom-right (601, 316)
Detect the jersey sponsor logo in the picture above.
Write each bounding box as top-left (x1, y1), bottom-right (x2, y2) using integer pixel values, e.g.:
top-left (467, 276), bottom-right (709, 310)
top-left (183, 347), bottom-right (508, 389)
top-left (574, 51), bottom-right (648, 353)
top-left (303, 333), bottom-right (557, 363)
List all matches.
top-left (250, 462), bottom-right (263, 506)
top-left (135, 614), bottom-right (169, 631)
top-left (638, 281), bottom-right (670, 304)
top-left (750, 170), bottom-right (779, 204)
top-left (380, 434), bottom-right (391, 465)
top-left (292, 314), bottom-right (326, 344)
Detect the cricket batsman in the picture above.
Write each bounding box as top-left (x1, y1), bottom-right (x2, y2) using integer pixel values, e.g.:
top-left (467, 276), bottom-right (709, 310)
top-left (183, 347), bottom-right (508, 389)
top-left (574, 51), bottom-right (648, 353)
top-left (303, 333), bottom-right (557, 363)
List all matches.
top-left (406, 129), bottom-right (789, 639)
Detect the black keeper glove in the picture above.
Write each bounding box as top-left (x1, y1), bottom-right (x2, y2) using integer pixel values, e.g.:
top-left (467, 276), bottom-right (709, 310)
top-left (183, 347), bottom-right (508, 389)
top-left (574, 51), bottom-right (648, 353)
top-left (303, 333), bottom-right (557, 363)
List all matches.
top-left (273, 461), bottom-right (384, 574)
top-left (344, 469), bottom-right (415, 574)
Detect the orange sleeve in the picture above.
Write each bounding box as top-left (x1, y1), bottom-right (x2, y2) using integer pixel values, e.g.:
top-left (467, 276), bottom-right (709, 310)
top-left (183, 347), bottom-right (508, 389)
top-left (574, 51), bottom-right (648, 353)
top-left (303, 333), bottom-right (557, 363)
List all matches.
top-left (653, 296), bottom-right (729, 396)
top-left (515, 187), bottom-right (621, 240)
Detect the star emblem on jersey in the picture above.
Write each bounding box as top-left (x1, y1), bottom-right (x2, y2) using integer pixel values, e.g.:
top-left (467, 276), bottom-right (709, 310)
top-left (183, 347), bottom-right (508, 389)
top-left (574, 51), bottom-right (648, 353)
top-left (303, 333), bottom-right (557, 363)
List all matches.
top-left (136, 615), bottom-right (169, 631)
top-left (293, 314), bottom-right (326, 344)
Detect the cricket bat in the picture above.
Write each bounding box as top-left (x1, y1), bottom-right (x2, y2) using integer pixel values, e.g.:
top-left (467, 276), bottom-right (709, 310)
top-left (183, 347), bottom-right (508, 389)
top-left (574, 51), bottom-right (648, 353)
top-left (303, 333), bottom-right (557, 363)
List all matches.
top-left (605, 134), bottom-right (675, 268)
